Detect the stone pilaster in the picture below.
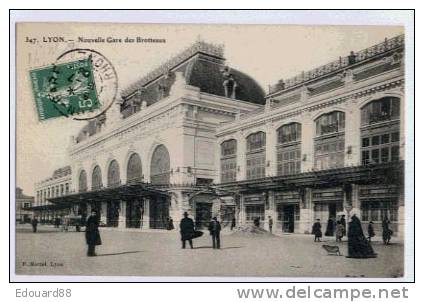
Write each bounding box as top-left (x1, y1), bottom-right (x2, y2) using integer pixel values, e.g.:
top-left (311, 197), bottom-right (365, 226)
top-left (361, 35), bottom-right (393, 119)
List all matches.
top-left (141, 198), bottom-right (150, 230)
top-left (344, 105), bottom-right (361, 166)
top-left (100, 202), bottom-right (107, 224)
top-left (118, 200), bottom-right (126, 229)
top-left (264, 191), bottom-right (275, 232)
top-left (239, 194), bottom-right (245, 225)
top-left (169, 191), bottom-right (184, 227)
top-left (298, 188), bottom-right (313, 234)
top-left (300, 114), bottom-right (314, 172)
top-left (265, 123), bottom-right (277, 177)
top-left (236, 131), bottom-right (246, 181)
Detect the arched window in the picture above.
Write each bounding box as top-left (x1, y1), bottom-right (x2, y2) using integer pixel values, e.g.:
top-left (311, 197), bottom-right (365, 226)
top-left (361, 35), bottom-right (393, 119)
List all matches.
top-left (277, 123), bottom-right (302, 144)
top-left (91, 165), bottom-right (102, 190)
top-left (150, 145), bottom-right (171, 185)
top-left (361, 97), bottom-right (400, 126)
top-left (127, 153), bottom-right (142, 183)
top-left (79, 170), bottom-right (87, 192)
top-left (315, 111), bottom-right (345, 136)
top-left (220, 139), bottom-right (237, 183)
top-left (107, 160), bottom-right (121, 187)
top-left (360, 97), bottom-right (400, 165)
top-left (314, 112), bottom-right (345, 170)
top-left (277, 123), bottom-right (302, 175)
top-left (246, 132), bottom-right (266, 180)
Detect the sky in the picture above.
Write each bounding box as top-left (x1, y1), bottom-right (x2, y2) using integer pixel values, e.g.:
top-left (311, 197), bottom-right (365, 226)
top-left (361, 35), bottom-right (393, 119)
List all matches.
top-left (15, 23), bottom-right (403, 195)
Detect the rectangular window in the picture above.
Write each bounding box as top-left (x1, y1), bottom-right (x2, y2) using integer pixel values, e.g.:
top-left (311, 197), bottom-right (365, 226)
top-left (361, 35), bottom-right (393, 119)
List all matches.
top-left (391, 132), bottom-right (400, 142)
top-left (371, 149), bottom-right (380, 163)
top-left (361, 200), bottom-right (398, 222)
top-left (381, 133), bottom-right (390, 144)
top-left (391, 146), bottom-right (400, 161)
top-left (372, 135), bottom-right (380, 146)
top-left (314, 134), bottom-right (345, 170)
top-left (245, 205), bottom-right (265, 222)
top-left (246, 152), bottom-right (266, 180)
top-left (277, 145), bottom-right (301, 176)
top-left (362, 137), bottom-right (370, 147)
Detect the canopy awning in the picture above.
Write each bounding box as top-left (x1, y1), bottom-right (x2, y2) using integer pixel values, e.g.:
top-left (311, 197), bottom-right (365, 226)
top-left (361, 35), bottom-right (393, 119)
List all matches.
top-left (46, 182), bottom-right (170, 206)
top-left (215, 161), bottom-right (404, 193)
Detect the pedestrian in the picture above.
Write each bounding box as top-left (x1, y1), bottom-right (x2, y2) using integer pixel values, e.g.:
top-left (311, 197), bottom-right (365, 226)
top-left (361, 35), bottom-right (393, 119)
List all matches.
top-left (31, 217), bottom-right (38, 233)
top-left (85, 210), bottom-right (102, 257)
top-left (325, 217), bottom-right (335, 236)
top-left (55, 217), bottom-right (60, 228)
top-left (180, 212), bottom-right (195, 249)
top-left (167, 217), bottom-right (175, 230)
top-left (208, 217), bottom-right (222, 249)
top-left (340, 215), bottom-right (347, 237)
top-left (382, 217), bottom-right (393, 245)
top-left (253, 217), bottom-right (260, 227)
top-left (367, 221), bottom-right (375, 242)
top-left (312, 219), bottom-right (322, 242)
top-left (335, 220), bottom-right (345, 242)
top-left (268, 216), bottom-right (273, 234)
top-left (231, 217), bottom-right (236, 231)
top-left (347, 214), bottom-right (377, 258)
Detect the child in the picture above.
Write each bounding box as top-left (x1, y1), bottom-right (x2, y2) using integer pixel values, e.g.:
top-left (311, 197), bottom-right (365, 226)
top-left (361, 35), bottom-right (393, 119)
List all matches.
top-left (367, 221), bottom-right (375, 242)
top-left (312, 219), bottom-right (322, 242)
top-left (335, 220), bottom-right (345, 242)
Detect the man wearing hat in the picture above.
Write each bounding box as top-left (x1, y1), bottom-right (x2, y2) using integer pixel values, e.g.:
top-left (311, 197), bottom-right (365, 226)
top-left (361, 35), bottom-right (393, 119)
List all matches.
top-left (180, 212), bottom-right (195, 249)
top-left (85, 210), bottom-right (102, 256)
top-left (208, 216), bottom-right (222, 249)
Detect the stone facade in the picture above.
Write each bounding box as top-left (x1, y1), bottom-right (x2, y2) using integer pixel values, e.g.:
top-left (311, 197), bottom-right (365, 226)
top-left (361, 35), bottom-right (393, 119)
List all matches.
top-left (35, 36), bottom-right (405, 238)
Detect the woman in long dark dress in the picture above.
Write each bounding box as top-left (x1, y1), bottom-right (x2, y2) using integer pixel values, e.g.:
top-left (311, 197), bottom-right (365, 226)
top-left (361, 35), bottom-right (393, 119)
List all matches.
top-left (85, 210), bottom-right (102, 257)
top-left (325, 218), bottom-right (335, 236)
top-left (347, 214), bottom-right (377, 258)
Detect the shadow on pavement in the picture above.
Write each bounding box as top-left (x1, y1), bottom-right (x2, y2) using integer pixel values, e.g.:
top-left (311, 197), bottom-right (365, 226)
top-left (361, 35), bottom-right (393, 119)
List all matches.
top-left (96, 251), bottom-right (143, 257)
top-left (192, 246), bottom-right (243, 250)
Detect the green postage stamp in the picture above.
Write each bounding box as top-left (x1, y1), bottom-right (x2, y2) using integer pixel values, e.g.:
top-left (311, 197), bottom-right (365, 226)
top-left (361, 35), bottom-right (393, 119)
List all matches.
top-left (30, 58), bottom-right (101, 121)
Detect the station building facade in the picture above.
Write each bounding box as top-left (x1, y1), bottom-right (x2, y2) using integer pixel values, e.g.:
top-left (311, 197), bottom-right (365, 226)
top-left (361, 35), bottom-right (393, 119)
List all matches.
top-left (215, 35), bottom-right (405, 236)
top-left (33, 166), bottom-right (72, 222)
top-left (39, 36), bottom-right (405, 236)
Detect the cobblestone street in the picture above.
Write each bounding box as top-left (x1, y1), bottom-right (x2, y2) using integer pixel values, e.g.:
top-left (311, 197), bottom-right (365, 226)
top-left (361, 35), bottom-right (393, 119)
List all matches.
top-left (15, 225), bottom-right (404, 278)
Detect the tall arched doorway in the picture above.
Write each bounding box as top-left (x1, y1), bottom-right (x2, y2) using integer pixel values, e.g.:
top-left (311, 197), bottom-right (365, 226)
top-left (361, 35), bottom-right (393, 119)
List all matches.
top-left (126, 153), bottom-right (143, 228)
top-left (150, 145), bottom-right (171, 185)
top-left (91, 165), bottom-right (102, 190)
top-left (78, 170), bottom-right (88, 223)
top-left (78, 170), bottom-right (88, 192)
top-left (107, 160), bottom-right (121, 227)
top-left (150, 145), bottom-right (170, 229)
top-left (91, 165), bottom-right (103, 217)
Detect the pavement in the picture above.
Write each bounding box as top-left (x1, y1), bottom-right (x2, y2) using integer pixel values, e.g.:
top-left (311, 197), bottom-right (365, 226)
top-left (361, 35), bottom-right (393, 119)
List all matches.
top-left (15, 224), bottom-right (404, 278)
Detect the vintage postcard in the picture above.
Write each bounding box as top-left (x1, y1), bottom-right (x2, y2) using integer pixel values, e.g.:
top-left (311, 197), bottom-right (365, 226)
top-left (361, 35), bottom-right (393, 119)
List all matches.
top-left (13, 21), bottom-right (411, 280)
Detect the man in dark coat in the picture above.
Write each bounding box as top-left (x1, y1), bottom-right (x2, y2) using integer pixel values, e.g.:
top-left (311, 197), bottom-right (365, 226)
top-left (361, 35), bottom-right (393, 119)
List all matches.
top-left (312, 219), bottom-right (322, 242)
top-left (208, 217), bottom-right (221, 249)
top-left (347, 214), bottom-right (377, 258)
top-left (31, 217), bottom-right (38, 233)
top-left (85, 210), bottom-right (102, 257)
top-left (180, 212), bottom-right (195, 249)
top-left (340, 215), bottom-right (347, 236)
top-left (231, 217), bottom-right (236, 231)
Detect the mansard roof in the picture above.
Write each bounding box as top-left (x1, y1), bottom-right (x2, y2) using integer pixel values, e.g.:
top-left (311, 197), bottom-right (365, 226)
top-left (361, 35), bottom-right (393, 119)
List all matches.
top-left (120, 41), bottom-right (265, 117)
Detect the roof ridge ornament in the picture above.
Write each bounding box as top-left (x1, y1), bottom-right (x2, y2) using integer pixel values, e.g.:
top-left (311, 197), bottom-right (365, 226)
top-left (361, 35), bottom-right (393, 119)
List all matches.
top-left (123, 40), bottom-right (225, 97)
